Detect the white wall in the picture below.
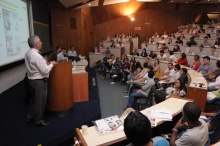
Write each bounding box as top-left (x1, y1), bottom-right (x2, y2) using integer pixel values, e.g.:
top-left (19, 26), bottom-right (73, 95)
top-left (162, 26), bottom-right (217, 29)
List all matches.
top-left (0, 64), bottom-right (26, 94)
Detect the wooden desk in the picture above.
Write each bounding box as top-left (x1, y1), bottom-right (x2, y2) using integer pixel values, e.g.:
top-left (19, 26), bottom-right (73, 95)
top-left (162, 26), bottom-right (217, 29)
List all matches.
top-left (72, 60), bottom-right (89, 103)
top-left (75, 98), bottom-right (190, 146)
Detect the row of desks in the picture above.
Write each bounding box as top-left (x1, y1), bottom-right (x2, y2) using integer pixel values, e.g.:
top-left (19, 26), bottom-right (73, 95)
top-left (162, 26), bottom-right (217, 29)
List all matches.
top-left (76, 98), bottom-right (190, 146)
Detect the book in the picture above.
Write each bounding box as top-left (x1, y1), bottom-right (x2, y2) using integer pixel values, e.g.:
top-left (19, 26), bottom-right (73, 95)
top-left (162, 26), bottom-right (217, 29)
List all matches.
top-left (94, 115), bottom-right (123, 134)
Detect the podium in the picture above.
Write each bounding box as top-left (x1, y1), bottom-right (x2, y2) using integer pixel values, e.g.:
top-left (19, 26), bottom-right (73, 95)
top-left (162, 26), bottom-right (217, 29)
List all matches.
top-left (48, 60), bottom-right (73, 114)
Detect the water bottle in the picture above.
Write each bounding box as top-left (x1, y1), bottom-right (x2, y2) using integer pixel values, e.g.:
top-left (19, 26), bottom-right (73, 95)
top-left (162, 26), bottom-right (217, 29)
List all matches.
top-left (73, 60), bottom-right (76, 68)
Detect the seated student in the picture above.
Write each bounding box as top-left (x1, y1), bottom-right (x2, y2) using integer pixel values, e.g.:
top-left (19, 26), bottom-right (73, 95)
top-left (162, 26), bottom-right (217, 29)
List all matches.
top-left (168, 51), bottom-right (177, 63)
top-left (170, 102), bottom-right (209, 146)
top-left (110, 57), bottom-right (122, 84)
top-left (96, 47), bottom-right (103, 53)
top-left (166, 79), bottom-right (187, 98)
top-left (178, 68), bottom-right (188, 85)
top-left (140, 49), bottom-right (148, 57)
top-left (185, 43), bottom-right (192, 54)
top-left (207, 60), bottom-right (220, 82)
top-left (175, 53), bottom-right (188, 67)
top-left (197, 45), bottom-right (207, 56)
top-left (67, 46), bottom-right (80, 61)
top-left (50, 46), bottom-right (61, 61)
top-left (152, 89), bottom-right (166, 105)
top-left (187, 37), bottom-right (197, 46)
top-left (127, 70), bottom-right (155, 108)
top-left (190, 55), bottom-right (201, 71)
top-left (173, 45), bottom-right (180, 52)
top-left (160, 43), bottom-right (169, 51)
top-left (153, 58), bottom-right (160, 73)
top-left (175, 37), bottom-right (183, 45)
top-left (57, 48), bottom-right (68, 62)
top-left (161, 31), bottom-right (168, 38)
top-left (124, 111), bottom-right (169, 146)
top-left (214, 38), bottom-right (220, 47)
top-left (167, 37), bottom-right (172, 44)
top-left (149, 38), bottom-right (155, 44)
top-left (131, 49), bottom-right (139, 56)
top-left (208, 75), bottom-right (220, 91)
top-left (202, 110), bottom-right (220, 144)
top-left (149, 50), bottom-right (157, 59)
top-left (110, 42), bottom-right (116, 48)
top-left (157, 50), bottom-right (167, 61)
top-left (152, 32), bottom-right (159, 38)
top-left (198, 56), bottom-right (214, 78)
top-left (178, 33), bottom-right (185, 39)
top-left (201, 36), bottom-right (211, 47)
top-left (210, 46), bottom-right (219, 57)
top-left (158, 37), bottom-right (166, 44)
top-left (105, 47), bottom-right (111, 54)
top-left (143, 42), bottom-right (150, 50)
top-left (158, 63), bottom-right (175, 82)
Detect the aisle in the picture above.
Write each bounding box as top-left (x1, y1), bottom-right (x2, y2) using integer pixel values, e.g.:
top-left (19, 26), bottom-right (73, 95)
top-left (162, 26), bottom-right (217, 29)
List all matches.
top-left (96, 72), bottom-right (128, 118)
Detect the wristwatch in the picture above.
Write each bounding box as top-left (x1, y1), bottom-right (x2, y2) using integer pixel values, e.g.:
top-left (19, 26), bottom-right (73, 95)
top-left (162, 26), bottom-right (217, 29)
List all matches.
top-left (172, 128), bottom-right (178, 132)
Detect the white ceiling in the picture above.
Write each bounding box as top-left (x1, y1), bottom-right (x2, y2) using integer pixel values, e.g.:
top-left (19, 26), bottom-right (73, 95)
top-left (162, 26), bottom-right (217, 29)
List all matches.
top-left (58, 0), bottom-right (220, 9)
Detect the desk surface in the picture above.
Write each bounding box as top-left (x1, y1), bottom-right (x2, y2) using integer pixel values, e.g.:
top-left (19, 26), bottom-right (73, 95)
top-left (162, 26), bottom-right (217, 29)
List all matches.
top-left (80, 98), bottom-right (190, 146)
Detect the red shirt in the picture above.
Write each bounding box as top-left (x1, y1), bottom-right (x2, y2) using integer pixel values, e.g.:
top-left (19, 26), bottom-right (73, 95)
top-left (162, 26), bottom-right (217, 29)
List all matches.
top-left (176, 58), bottom-right (188, 67)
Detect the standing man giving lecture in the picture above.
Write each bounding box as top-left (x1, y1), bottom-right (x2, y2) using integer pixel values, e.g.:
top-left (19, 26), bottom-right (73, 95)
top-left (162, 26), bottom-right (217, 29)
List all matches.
top-left (25, 35), bottom-right (56, 126)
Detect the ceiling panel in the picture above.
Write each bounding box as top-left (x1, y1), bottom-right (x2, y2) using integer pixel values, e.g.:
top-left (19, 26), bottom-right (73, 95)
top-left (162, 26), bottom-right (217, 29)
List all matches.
top-left (103, 0), bottom-right (130, 5)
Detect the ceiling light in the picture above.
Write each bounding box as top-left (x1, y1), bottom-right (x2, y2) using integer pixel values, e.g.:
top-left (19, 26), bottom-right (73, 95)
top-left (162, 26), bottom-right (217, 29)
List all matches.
top-left (186, 2), bottom-right (188, 3)
top-left (88, 3), bottom-right (91, 6)
top-left (131, 18), bottom-right (135, 21)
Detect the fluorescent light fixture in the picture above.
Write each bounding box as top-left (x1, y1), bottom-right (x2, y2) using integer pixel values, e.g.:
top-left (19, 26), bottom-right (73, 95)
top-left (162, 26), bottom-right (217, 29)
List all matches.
top-left (131, 18), bottom-right (135, 21)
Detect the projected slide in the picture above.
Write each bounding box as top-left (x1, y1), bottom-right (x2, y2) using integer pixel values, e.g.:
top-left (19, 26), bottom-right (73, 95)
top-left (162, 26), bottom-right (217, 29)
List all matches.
top-left (0, 0), bottom-right (29, 66)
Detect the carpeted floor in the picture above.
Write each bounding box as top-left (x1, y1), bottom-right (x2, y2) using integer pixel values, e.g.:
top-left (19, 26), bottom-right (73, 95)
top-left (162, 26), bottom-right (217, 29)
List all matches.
top-left (96, 72), bottom-right (128, 118)
top-left (0, 67), bottom-right (101, 146)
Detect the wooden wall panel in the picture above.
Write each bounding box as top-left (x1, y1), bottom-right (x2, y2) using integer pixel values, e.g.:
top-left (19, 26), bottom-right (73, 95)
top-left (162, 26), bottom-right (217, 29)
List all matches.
top-left (93, 8), bottom-right (190, 47)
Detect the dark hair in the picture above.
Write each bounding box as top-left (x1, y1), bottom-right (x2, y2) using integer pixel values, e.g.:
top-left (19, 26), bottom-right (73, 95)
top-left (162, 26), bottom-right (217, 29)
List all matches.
top-left (216, 60), bottom-right (220, 68)
top-left (181, 53), bottom-right (187, 59)
top-left (169, 51), bottom-right (174, 55)
top-left (168, 63), bottom-right (173, 66)
top-left (69, 45), bottom-right (74, 49)
top-left (211, 46), bottom-right (216, 49)
top-left (148, 70), bottom-right (155, 78)
top-left (190, 37), bottom-right (194, 40)
top-left (200, 45), bottom-right (204, 48)
top-left (136, 61), bottom-right (142, 70)
top-left (160, 50), bottom-right (164, 53)
top-left (124, 111), bottom-right (151, 145)
top-left (187, 43), bottom-right (191, 47)
top-left (181, 68), bottom-right (188, 74)
top-left (154, 58), bottom-right (160, 65)
top-left (183, 102), bottom-right (201, 123)
top-left (204, 36), bottom-right (208, 39)
top-left (175, 64), bottom-right (181, 70)
top-left (162, 43), bottom-right (166, 46)
top-left (154, 90), bottom-right (166, 104)
top-left (194, 55), bottom-right (200, 61)
top-left (62, 48), bottom-right (66, 51)
top-left (143, 62), bottom-right (148, 68)
top-left (203, 56), bottom-right (210, 60)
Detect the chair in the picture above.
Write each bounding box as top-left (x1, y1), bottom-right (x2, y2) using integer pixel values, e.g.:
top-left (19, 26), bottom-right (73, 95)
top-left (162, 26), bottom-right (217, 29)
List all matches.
top-left (135, 85), bottom-right (156, 111)
top-left (73, 128), bottom-right (88, 146)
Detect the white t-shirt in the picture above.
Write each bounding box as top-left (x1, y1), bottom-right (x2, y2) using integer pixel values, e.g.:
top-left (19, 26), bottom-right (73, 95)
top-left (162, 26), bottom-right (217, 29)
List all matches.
top-left (158, 54), bottom-right (167, 60)
top-left (169, 55), bottom-right (177, 63)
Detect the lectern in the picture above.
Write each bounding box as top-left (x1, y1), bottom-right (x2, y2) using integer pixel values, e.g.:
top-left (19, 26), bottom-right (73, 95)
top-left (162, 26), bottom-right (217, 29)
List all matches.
top-left (48, 60), bottom-right (73, 115)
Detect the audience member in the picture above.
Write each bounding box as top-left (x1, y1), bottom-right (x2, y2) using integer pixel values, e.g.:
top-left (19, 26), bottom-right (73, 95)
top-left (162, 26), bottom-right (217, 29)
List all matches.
top-left (175, 37), bottom-right (183, 45)
top-left (153, 58), bottom-right (160, 73)
top-left (167, 38), bottom-right (172, 44)
top-left (197, 45), bottom-right (206, 56)
top-left (152, 89), bottom-right (166, 105)
top-left (140, 49), bottom-right (148, 57)
top-left (105, 47), bottom-right (111, 54)
top-left (201, 36), bottom-right (211, 47)
top-left (124, 111), bottom-right (169, 146)
top-left (157, 50), bottom-right (167, 61)
top-left (131, 49), bottom-right (139, 56)
top-left (175, 53), bottom-right (188, 67)
top-left (170, 102), bottom-right (208, 146)
top-left (143, 42), bottom-right (150, 50)
top-left (198, 56), bottom-right (214, 78)
top-left (158, 37), bottom-right (166, 44)
top-left (187, 37), bottom-right (197, 46)
top-left (152, 32), bottom-right (159, 38)
top-left (210, 46), bottom-right (219, 57)
top-left (207, 86), bottom-right (220, 101)
top-left (166, 79), bottom-right (187, 98)
top-left (50, 46), bottom-right (61, 61)
top-left (168, 51), bottom-right (177, 63)
top-left (207, 60), bottom-right (220, 82)
top-left (190, 55), bottom-right (201, 71)
top-left (127, 70), bottom-right (155, 108)
top-left (149, 50), bottom-right (157, 59)
top-left (57, 48), bottom-right (68, 62)
top-left (214, 38), bottom-right (220, 47)
top-left (161, 31), bottom-right (168, 38)
top-left (185, 43), bottom-right (192, 54)
top-left (173, 45), bottom-right (180, 52)
top-left (160, 43), bottom-right (169, 51)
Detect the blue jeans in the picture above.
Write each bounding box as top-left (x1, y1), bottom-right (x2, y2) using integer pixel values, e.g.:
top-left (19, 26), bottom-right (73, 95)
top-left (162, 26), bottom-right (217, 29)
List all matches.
top-left (208, 86), bottom-right (218, 92)
top-left (127, 91), bottom-right (146, 108)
